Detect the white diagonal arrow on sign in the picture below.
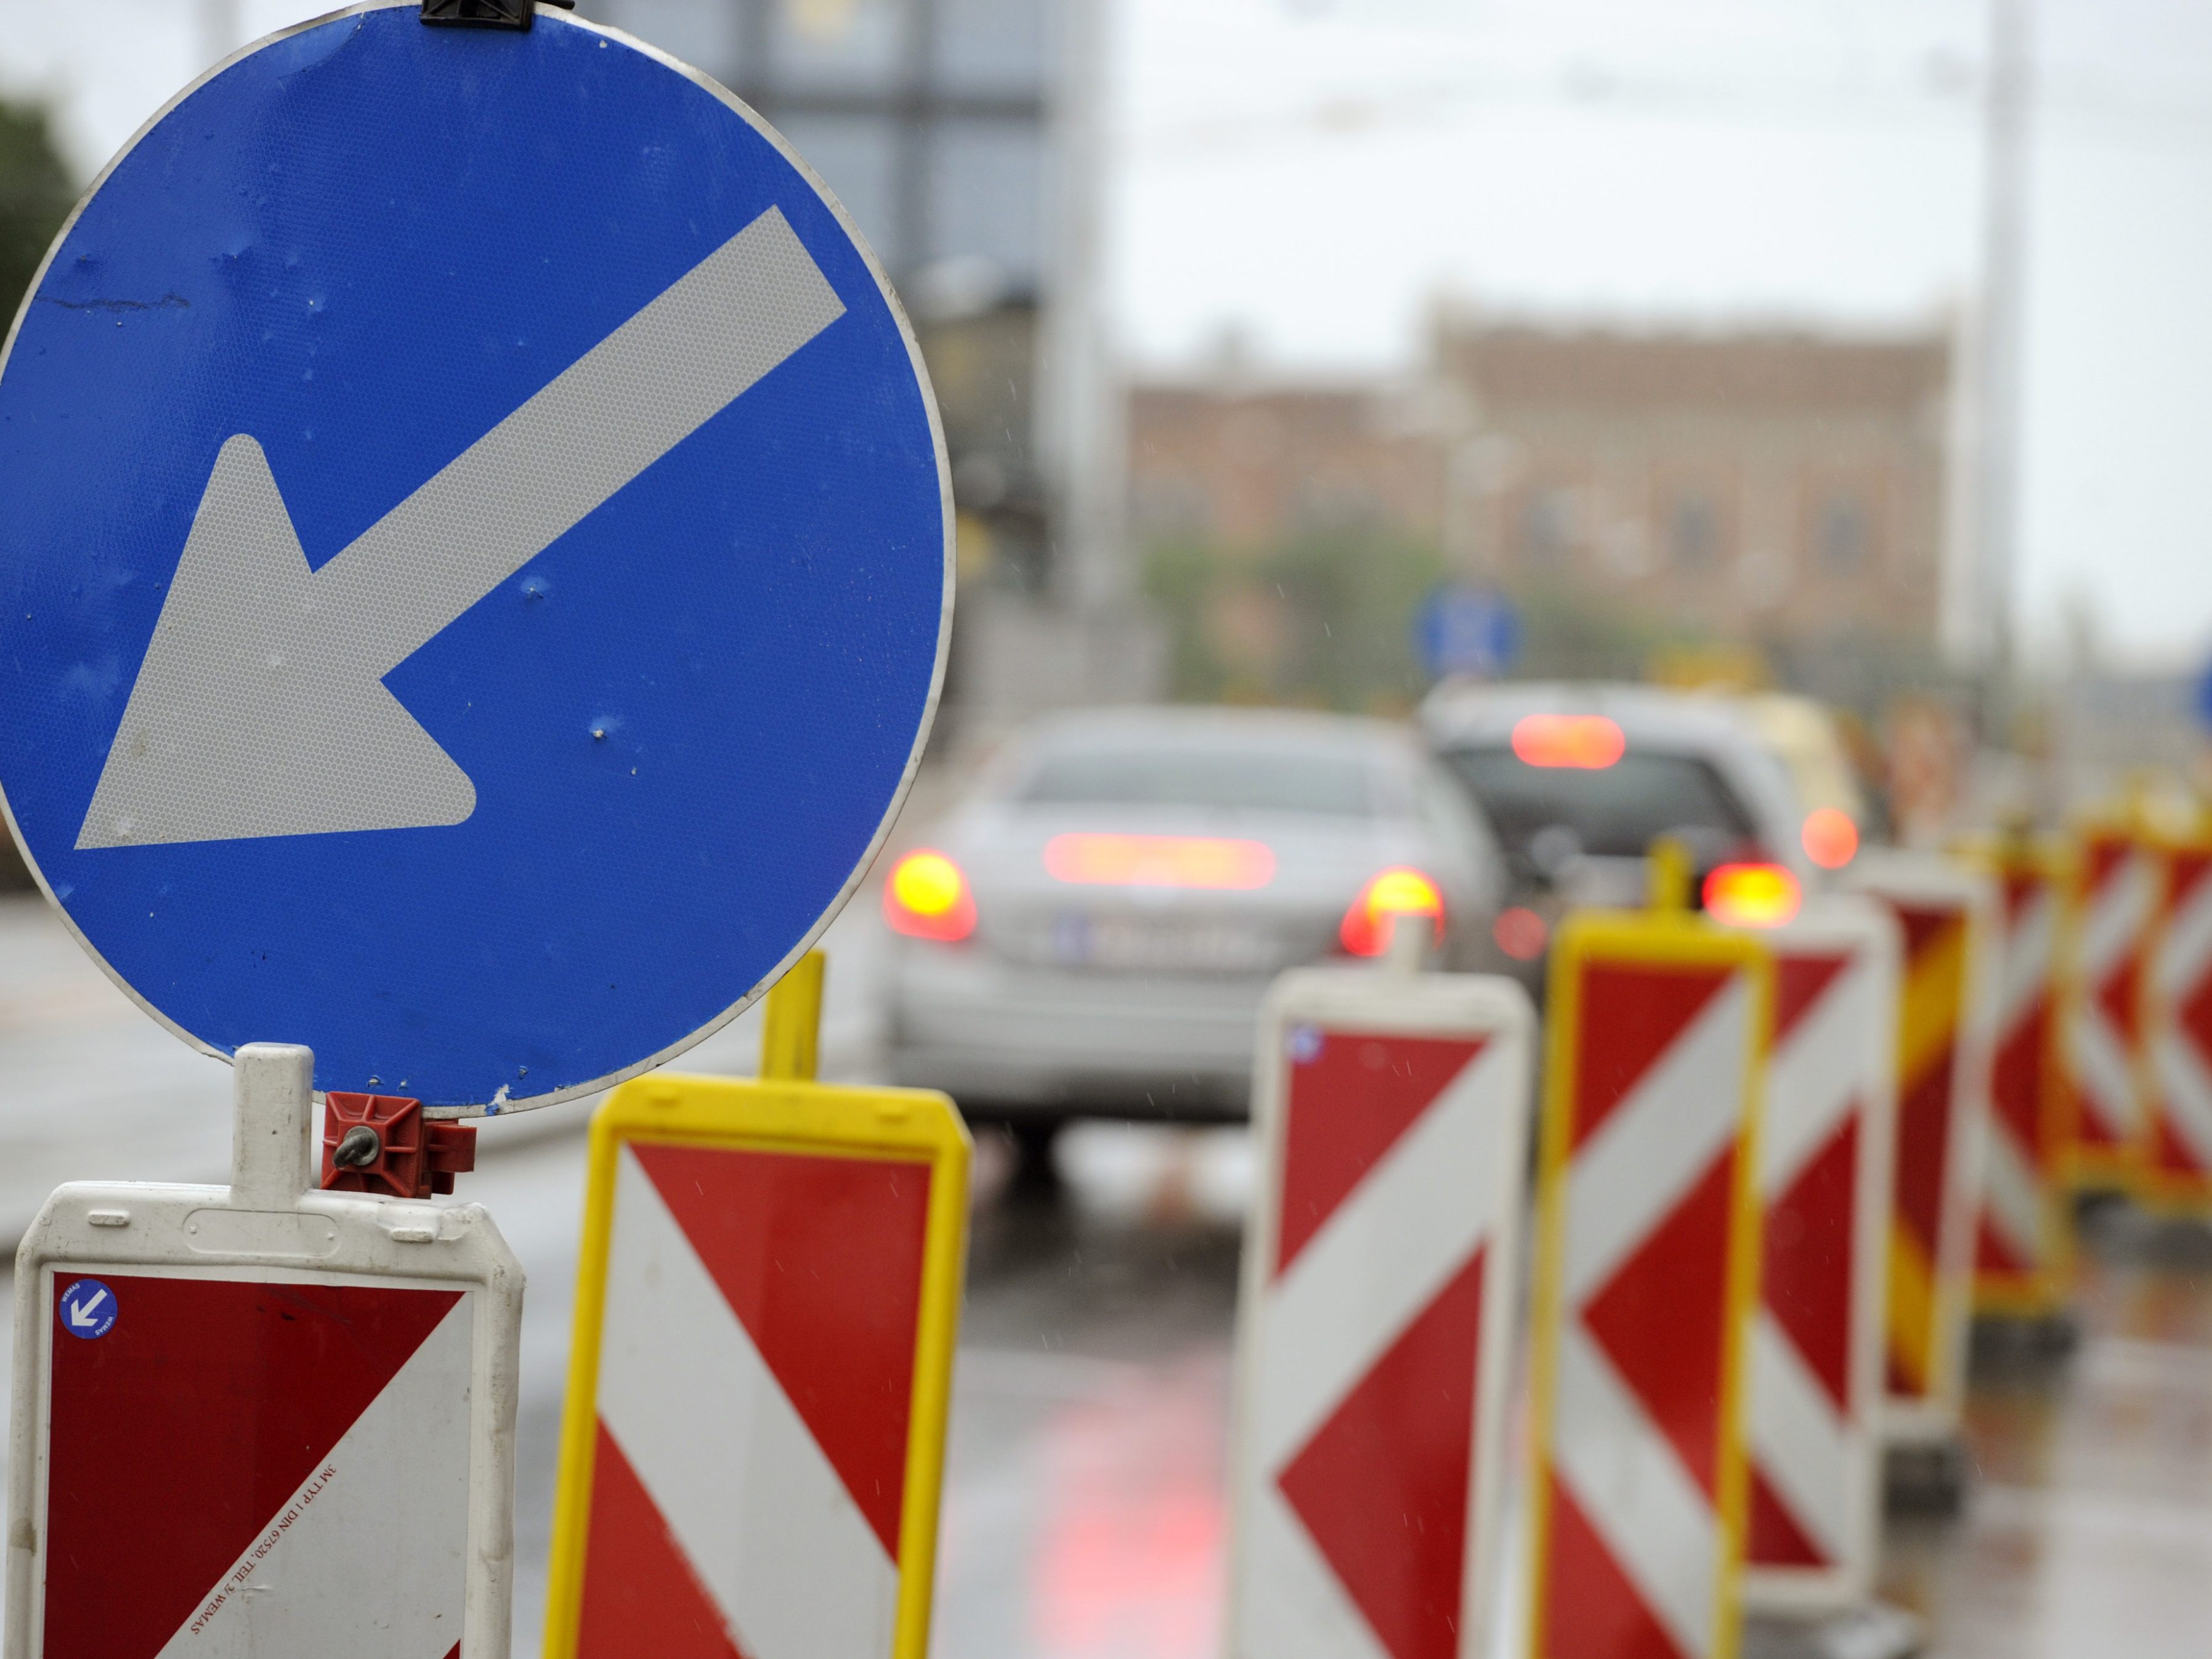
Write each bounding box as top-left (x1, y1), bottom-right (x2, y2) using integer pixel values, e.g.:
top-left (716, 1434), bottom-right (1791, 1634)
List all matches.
top-left (66, 1288), bottom-right (107, 1328)
top-left (78, 205), bottom-right (846, 850)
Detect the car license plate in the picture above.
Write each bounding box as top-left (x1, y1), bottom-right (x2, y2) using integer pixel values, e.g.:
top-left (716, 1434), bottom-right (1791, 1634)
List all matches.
top-left (1045, 912), bottom-right (1278, 973)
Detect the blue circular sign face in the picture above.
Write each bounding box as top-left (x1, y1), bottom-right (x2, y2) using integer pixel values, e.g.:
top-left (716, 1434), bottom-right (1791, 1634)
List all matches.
top-left (0, 6), bottom-right (949, 1111)
top-left (58, 1278), bottom-right (118, 1341)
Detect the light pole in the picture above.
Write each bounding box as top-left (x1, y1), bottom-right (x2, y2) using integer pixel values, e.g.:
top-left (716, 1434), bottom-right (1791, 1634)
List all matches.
top-left (1976, 0), bottom-right (2032, 716)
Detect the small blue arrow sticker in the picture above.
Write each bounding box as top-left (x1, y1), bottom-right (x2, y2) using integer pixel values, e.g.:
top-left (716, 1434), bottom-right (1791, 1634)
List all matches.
top-left (58, 1278), bottom-right (116, 1340)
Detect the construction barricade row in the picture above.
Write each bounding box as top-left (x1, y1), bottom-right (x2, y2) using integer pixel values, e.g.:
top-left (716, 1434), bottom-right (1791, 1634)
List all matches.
top-left (2142, 832), bottom-right (2212, 1214)
top-left (2060, 821), bottom-right (2157, 1190)
top-left (1526, 910), bottom-right (1771, 1659)
top-left (1225, 961), bottom-right (1534, 1659)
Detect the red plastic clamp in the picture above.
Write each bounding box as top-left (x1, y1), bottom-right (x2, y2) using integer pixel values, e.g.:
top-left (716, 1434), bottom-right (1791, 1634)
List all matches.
top-left (320, 1093), bottom-right (477, 1199)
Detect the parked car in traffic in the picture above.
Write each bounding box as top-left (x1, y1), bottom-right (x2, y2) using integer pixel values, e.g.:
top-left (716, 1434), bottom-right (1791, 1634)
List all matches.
top-left (881, 707), bottom-right (1508, 1140)
top-left (1417, 681), bottom-right (1818, 989)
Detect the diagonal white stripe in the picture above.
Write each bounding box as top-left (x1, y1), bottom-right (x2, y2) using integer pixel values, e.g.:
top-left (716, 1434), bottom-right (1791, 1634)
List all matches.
top-left (1553, 1326), bottom-right (1717, 1658)
top-left (1996, 890), bottom-right (2056, 1035)
top-left (1762, 955), bottom-right (1877, 1197)
top-left (1748, 1312), bottom-right (1851, 1566)
top-left (2082, 856), bottom-right (2154, 976)
top-left (598, 1146), bottom-right (899, 1659)
top-left (1980, 1111), bottom-right (2046, 1265)
top-left (2153, 1035), bottom-right (2212, 1174)
top-left (1255, 1042), bottom-right (1515, 1470)
top-left (2072, 1007), bottom-right (2139, 1139)
top-left (2155, 878), bottom-right (2212, 1001)
top-left (1233, 1487), bottom-right (1396, 1659)
top-left (155, 1297), bottom-right (473, 1657)
top-left (1565, 974), bottom-right (1752, 1306)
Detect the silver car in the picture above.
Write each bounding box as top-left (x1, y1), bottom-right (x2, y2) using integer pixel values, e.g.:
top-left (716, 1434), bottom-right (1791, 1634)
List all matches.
top-left (882, 707), bottom-right (1507, 1129)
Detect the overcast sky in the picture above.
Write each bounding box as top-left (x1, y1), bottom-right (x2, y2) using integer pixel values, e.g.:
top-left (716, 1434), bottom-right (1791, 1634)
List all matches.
top-left (1, 0), bottom-right (2208, 667)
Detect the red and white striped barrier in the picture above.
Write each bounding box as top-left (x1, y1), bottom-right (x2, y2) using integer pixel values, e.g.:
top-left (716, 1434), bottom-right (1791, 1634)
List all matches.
top-left (1226, 965), bottom-right (1533, 1659)
top-left (1974, 843), bottom-right (2070, 1313)
top-left (543, 1074), bottom-right (970, 1659)
top-left (2061, 825), bottom-right (2156, 1188)
top-left (1845, 851), bottom-right (1998, 1442)
top-left (1528, 914), bottom-right (1769, 1659)
top-left (2143, 836), bottom-right (2212, 1211)
top-left (1740, 899), bottom-right (1899, 1615)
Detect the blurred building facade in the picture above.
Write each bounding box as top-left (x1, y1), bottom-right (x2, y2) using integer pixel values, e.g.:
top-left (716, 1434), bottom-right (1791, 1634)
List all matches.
top-left (1130, 320), bottom-right (1956, 706)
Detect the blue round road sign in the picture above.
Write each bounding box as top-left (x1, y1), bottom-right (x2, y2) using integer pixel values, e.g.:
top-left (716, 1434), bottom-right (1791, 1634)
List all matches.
top-left (58, 1280), bottom-right (117, 1341)
top-left (0, 7), bottom-right (950, 1109)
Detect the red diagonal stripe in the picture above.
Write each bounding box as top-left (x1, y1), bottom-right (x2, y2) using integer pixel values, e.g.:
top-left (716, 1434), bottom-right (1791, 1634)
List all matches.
top-left (1573, 963), bottom-right (1731, 1153)
top-left (1275, 1030), bottom-right (1485, 1276)
top-left (1541, 1472), bottom-right (1687, 1659)
top-left (1582, 1150), bottom-right (1738, 1501)
top-left (580, 1421), bottom-right (748, 1659)
top-left (43, 1276), bottom-right (459, 1659)
top-left (1893, 1047), bottom-right (1955, 1259)
top-left (633, 1142), bottom-right (930, 1558)
top-left (1763, 1113), bottom-right (1857, 1413)
top-left (1773, 951), bottom-right (1849, 1045)
top-left (1748, 1465), bottom-right (1828, 1570)
top-left (1277, 1246), bottom-right (1486, 1659)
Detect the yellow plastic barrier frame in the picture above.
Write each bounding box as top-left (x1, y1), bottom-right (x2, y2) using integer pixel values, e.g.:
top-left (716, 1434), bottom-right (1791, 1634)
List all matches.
top-left (542, 954), bottom-right (972, 1659)
top-left (1526, 909), bottom-right (1772, 1659)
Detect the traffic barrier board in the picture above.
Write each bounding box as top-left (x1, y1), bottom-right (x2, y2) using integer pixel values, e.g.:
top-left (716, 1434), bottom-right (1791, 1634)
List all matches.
top-left (0, 4), bottom-right (950, 1111)
top-left (1969, 840), bottom-right (2073, 1314)
top-left (1526, 912), bottom-right (1770, 1659)
top-left (541, 1065), bottom-right (970, 1658)
top-left (4, 1045), bottom-right (524, 1659)
top-left (2058, 824), bottom-right (2157, 1187)
top-left (2141, 832), bottom-right (2212, 1212)
top-left (1844, 851), bottom-right (1998, 1442)
top-left (1225, 964), bottom-right (1534, 1659)
top-left (1736, 899), bottom-right (1899, 1615)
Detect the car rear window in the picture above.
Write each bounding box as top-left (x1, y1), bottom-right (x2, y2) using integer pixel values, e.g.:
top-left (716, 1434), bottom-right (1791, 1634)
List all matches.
top-left (1441, 745), bottom-right (1755, 861)
top-left (1016, 748), bottom-right (1376, 816)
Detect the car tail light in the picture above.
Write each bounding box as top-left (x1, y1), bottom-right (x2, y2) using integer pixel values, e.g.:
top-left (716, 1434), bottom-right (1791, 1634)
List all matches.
top-left (1801, 807), bottom-right (1860, 870)
top-left (1043, 833), bottom-right (1276, 890)
top-left (1341, 867), bottom-right (1446, 957)
top-left (1493, 906), bottom-right (1548, 961)
top-left (1511, 713), bottom-right (1625, 769)
top-left (884, 848), bottom-right (976, 941)
top-left (1703, 861), bottom-right (1802, 928)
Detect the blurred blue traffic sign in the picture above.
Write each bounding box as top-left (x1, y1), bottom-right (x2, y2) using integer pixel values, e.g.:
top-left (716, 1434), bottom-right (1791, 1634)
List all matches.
top-left (0, 7), bottom-right (949, 1110)
top-left (1415, 585), bottom-right (1522, 679)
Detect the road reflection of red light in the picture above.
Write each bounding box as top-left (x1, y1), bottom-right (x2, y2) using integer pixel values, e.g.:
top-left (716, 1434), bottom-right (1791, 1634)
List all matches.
top-left (1032, 1358), bottom-right (1226, 1659)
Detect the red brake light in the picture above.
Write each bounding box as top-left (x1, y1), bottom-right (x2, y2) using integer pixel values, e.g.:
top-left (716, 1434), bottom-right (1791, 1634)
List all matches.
top-left (1801, 808), bottom-right (1860, 870)
top-left (1342, 867), bottom-right (1446, 957)
top-left (884, 849), bottom-right (976, 941)
top-left (1043, 833), bottom-right (1276, 890)
top-left (1512, 714), bottom-right (1625, 769)
top-left (1703, 862), bottom-right (1801, 928)
top-left (1493, 906), bottom-right (1548, 960)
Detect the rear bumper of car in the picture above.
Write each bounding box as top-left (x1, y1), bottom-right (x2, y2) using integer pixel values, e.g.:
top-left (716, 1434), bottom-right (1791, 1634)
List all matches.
top-left (885, 940), bottom-right (1269, 1121)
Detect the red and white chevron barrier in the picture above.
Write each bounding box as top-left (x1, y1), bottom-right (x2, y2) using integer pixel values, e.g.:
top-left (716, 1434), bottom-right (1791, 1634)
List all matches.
top-left (1226, 967), bottom-right (1533, 1659)
top-left (543, 1076), bottom-right (969, 1659)
top-left (1741, 900), bottom-right (1898, 1614)
top-left (1528, 915), bottom-right (1768, 1659)
top-left (1974, 845), bottom-right (2070, 1312)
top-left (2143, 837), bottom-right (2212, 1211)
top-left (2062, 825), bottom-right (2156, 1186)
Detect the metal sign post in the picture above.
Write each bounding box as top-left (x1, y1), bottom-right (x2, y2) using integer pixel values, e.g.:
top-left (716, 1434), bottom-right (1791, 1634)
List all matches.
top-left (6, 1045), bottom-right (525, 1659)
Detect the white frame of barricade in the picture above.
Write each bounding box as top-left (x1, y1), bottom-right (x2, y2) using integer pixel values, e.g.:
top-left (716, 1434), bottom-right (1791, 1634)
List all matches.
top-left (1739, 898), bottom-right (1900, 1616)
top-left (1225, 962), bottom-right (1534, 1659)
top-left (4, 1047), bottom-right (524, 1659)
top-left (1845, 850), bottom-right (2001, 1446)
